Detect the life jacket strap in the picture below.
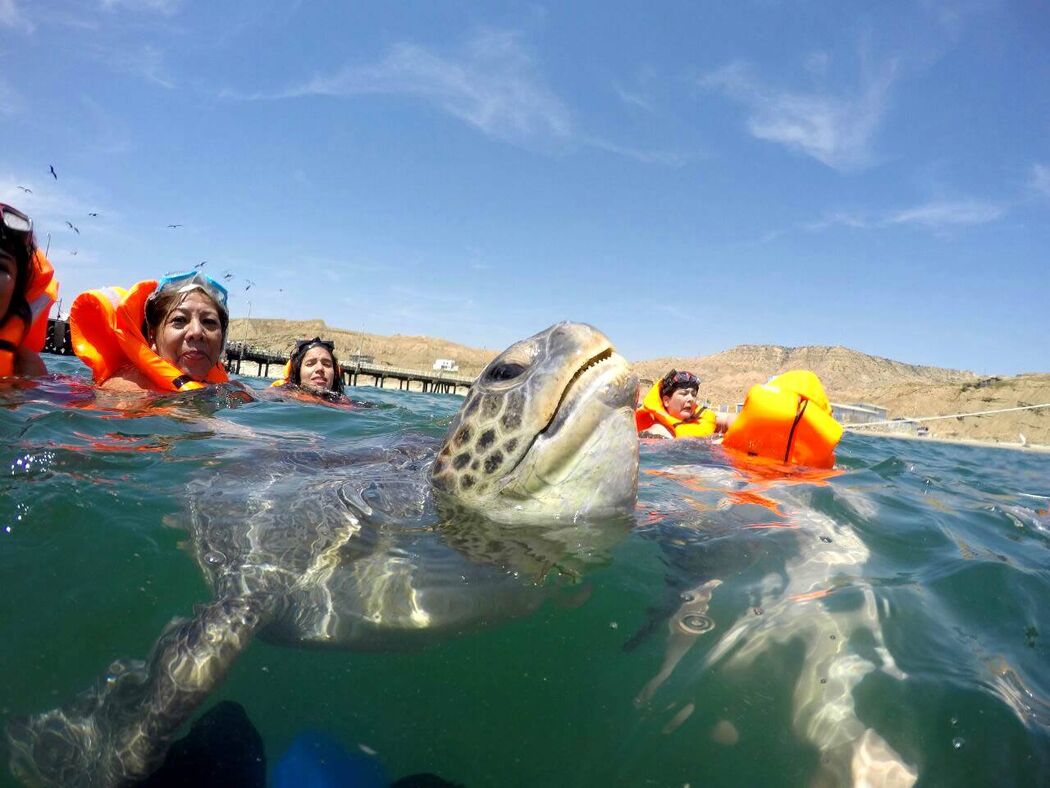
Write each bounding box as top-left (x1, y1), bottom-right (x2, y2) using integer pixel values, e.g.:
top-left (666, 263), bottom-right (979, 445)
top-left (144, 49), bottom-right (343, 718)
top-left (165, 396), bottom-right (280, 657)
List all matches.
top-left (784, 398), bottom-right (809, 462)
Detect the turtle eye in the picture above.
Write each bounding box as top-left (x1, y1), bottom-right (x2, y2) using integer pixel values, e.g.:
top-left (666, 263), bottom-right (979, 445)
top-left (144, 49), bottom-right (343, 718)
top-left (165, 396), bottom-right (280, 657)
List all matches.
top-left (488, 362), bottom-right (526, 382)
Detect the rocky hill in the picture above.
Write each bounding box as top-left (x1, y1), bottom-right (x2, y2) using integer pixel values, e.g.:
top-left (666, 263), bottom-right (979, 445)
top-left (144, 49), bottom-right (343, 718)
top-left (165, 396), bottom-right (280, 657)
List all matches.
top-left (632, 344), bottom-right (977, 406)
top-left (229, 319), bottom-right (1049, 446)
top-left (226, 318), bottom-right (498, 377)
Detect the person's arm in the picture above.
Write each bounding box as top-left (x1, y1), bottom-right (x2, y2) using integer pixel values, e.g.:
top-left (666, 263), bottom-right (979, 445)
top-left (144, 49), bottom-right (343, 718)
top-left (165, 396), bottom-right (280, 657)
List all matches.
top-left (641, 423), bottom-right (674, 439)
top-left (14, 347), bottom-right (47, 377)
top-left (715, 411), bottom-right (737, 434)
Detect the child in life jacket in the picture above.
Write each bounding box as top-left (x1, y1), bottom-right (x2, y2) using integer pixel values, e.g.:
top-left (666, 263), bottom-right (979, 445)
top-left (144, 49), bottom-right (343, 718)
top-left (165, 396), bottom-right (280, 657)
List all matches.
top-left (636, 369), bottom-right (735, 438)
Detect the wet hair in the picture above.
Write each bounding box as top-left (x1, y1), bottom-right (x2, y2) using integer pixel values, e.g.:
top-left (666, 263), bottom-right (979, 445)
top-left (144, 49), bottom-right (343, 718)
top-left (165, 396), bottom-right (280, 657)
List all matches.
top-left (143, 287), bottom-right (230, 347)
top-left (0, 219), bottom-right (36, 328)
top-left (288, 340), bottom-right (345, 394)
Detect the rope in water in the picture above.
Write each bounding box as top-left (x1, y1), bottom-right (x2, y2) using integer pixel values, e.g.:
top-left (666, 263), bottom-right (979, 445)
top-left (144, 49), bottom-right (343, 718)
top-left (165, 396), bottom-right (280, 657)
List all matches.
top-left (845, 401), bottom-right (1050, 430)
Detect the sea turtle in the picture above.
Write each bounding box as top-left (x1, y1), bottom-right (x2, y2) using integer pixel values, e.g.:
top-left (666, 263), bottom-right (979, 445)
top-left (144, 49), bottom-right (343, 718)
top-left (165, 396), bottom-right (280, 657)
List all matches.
top-left (7, 321), bottom-right (640, 787)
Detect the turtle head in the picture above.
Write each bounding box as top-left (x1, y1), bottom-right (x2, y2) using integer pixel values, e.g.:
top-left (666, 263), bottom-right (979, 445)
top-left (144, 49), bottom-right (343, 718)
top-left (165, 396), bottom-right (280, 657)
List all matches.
top-left (430, 322), bottom-right (639, 522)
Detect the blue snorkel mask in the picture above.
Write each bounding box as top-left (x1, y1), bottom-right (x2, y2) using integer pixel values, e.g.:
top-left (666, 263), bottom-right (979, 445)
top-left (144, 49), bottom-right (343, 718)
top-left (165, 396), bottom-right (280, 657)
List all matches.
top-left (151, 271), bottom-right (230, 318)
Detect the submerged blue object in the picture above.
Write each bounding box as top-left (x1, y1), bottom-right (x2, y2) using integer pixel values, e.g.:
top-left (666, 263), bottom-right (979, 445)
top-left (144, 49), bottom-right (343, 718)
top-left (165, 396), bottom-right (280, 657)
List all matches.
top-left (272, 731), bottom-right (388, 788)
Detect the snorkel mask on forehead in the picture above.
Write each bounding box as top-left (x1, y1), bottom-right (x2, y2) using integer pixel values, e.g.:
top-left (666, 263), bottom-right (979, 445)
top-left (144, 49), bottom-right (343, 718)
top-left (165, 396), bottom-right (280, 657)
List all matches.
top-left (150, 271), bottom-right (229, 317)
top-left (660, 369), bottom-right (700, 398)
top-left (294, 337), bottom-right (335, 355)
top-left (0, 203), bottom-right (35, 260)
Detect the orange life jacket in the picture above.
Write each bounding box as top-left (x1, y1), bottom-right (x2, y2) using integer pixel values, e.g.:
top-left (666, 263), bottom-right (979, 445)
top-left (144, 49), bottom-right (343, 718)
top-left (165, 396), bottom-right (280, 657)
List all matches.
top-left (0, 250), bottom-right (58, 377)
top-left (636, 381), bottom-right (718, 437)
top-left (722, 370), bottom-right (842, 469)
top-left (271, 354), bottom-right (343, 389)
top-left (69, 279), bottom-right (229, 392)
top-left (270, 361), bottom-right (292, 387)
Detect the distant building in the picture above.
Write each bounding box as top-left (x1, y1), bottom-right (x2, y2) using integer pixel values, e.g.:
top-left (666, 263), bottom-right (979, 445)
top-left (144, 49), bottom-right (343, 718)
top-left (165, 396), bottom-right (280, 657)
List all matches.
top-left (830, 402), bottom-right (888, 424)
top-left (348, 354), bottom-right (375, 366)
top-left (433, 359), bottom-right (459, 372)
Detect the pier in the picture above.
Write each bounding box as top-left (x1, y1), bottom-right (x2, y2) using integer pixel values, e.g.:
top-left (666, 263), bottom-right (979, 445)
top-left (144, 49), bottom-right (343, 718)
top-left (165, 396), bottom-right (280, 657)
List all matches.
top-left (43, 318), bottom-right (74, 355)
top-left (40, 321), bottom-right (475, 395)
top-left (223, 342), bottom-right (475, 394)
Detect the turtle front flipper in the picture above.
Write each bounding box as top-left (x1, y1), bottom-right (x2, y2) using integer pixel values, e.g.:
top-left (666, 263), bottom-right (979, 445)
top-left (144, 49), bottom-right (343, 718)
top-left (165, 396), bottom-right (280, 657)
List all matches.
top-left (7, 595), bottom-right (270, 788)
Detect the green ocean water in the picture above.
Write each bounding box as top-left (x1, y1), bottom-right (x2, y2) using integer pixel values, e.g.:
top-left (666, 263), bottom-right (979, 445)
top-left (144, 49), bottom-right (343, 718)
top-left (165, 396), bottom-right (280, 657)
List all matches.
top-left (2, 356), bottom-right (1049, 787)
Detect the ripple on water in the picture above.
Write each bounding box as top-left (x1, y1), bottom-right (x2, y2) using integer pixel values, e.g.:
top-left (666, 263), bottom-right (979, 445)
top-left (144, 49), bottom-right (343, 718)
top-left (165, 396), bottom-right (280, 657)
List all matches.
top-left (2, 362), bottom-right (1049, 787)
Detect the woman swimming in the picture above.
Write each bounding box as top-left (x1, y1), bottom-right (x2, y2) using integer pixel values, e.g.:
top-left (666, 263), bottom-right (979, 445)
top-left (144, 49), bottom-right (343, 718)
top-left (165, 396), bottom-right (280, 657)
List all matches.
top-left (70, 271), bottom-right (231, 392)
top-left (0, 202), bottom-right (58, 378)
top-left (272, 337), bottom-right (347, 400)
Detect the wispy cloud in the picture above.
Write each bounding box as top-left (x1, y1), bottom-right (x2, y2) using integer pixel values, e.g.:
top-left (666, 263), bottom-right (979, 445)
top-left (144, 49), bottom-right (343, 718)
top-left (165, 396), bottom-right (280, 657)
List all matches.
top-left (79, 96), bottom-right (133, 154)
top-left (0, 174), bottom-right (119, 242)
top-left (920, 0), bottom-right (1001, 36)
top-left (1030, 163), bottom-right (1050, 198)
top-left (0, 175), bottom-right (121, 275)
top-left (0, 0), bottom-right (34, 32)
top-left (699, 59), bottom-right (897, 171)
top-left (614, 84), bottom-right (655, 112)
top-left (0, 78), bottom-right (21, 116)
top-left (653, 303), bottom-right (690, 320)
top-left (806, 199), bottom-right (1005, 232)
top-left (227, 29), bottom-right (572, 148)
top-left (99, 43), bottom-right (175, 88)
top-left (100, 0), bottom-right (183, 15)
top-left (223, 30), bottom-right (691, 165)
top-left (886, 200), bottom-right (1004, 228)
top-left (298, 254), bottom-right (391, 278)
top-left (583, 136), bottom-right (694, 166)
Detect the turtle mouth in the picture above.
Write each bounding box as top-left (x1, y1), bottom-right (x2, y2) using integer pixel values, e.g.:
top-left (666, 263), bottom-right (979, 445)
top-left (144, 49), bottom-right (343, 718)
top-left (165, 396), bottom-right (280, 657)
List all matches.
top-left (538, 347), bottom-right (616, 436)
top-left (503, 347), bottom-right (624, 477)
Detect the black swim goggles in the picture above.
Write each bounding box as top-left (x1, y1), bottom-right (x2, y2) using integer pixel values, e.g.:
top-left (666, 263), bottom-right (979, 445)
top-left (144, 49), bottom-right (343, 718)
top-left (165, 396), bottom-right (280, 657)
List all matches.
top-left (660, 369), bottom-right (700, 397)
top-left (294, 337), bottom-right (335, 354)
top-left (0, 203), bottom-right (34, 255)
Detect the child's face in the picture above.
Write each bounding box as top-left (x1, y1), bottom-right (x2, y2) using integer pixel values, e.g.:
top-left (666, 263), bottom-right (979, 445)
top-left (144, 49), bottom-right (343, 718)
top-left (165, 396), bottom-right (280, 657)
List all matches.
top-left (0, 249), bottom-right (17, 322)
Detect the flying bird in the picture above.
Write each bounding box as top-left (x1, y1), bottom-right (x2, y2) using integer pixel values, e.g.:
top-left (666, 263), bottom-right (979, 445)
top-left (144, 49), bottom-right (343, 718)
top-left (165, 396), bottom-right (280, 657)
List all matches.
top-left (65, 221), bottom-right (80, 234)
top-left (244, 279), bottom-right (255, 292)
top-left (88, 212), bottom-right (99, 217)
top-left (193, 260), bottom-right (207, 270)
top-left (70, 250), bottom-right (78, 256)
top-left (167, 224), bottom-right (183, 229)
top-left (49, 166), bottom-right (57, 180)
top-left (16, 186), bottom-right (31, 194)
top-left (222, 272), bottom-right (234, 281)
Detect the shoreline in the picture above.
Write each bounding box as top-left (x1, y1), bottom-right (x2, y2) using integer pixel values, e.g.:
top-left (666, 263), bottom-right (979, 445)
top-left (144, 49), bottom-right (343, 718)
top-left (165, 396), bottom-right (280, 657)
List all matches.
top-left (849, 428), bottom-right (1050, 454)
top-left (234, 361), bottom-right (465, 396)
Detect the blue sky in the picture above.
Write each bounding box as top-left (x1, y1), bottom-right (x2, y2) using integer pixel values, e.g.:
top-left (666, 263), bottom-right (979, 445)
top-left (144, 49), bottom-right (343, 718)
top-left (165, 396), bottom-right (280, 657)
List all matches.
top-left (2, 0), bottom-right (1047, 374)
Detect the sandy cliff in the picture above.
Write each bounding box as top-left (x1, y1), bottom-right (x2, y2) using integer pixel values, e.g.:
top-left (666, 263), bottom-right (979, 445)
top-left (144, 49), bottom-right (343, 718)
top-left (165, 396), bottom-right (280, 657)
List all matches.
top-left (230, 319), bottom-right (1050, 445)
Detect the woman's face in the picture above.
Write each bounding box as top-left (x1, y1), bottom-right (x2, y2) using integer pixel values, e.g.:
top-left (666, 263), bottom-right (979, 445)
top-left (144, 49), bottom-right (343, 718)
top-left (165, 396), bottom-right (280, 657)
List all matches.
top-left (151, 290), bottom-right (225, 381)
top-left (299, 345), bottom-right (336, 392)
top-left (0, 249), bottom-right (17, 322)
top-left (662, 386), bottom-right (698, 421)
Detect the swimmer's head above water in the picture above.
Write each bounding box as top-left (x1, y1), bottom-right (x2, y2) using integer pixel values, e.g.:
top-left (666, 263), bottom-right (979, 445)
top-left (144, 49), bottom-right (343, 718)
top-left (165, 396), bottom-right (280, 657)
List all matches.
top-left (659, 369), bottom-right (700, 422)
top-left (0, 203), bottom-right (37, 329)
top-left (143, 272), bottom-right (230, 384)
top-left (287, 337), bottom-right (344, 395)
top-left (0, 203), bottom-right (54, 378)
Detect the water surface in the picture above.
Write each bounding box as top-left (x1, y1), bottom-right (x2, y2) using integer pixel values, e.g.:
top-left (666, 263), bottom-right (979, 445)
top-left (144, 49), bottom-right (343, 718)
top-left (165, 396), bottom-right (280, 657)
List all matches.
top-left (2, 357), bottom-right (1048, 786)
